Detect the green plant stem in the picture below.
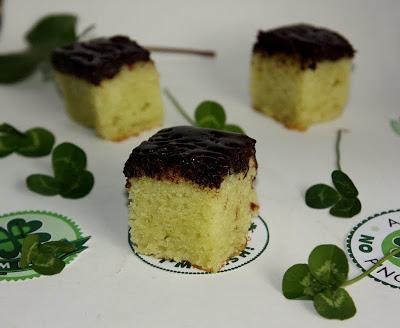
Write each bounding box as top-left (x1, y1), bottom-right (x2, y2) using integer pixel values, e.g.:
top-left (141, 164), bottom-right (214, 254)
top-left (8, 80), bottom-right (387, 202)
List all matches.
top-left (335, 129), bottom-right (344, 171)
top-left (342, 248), bottom-right (400, 287)
top-left (164, 89), bottom-right (196, 125)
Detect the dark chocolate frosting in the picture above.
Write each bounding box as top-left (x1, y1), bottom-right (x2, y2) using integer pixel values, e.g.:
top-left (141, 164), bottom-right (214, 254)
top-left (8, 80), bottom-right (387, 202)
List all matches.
top-left (123, 126), bottom-right (257, 189)
top-left (51, 35), bottom-right (150, 85)
top-left (253, 24), bottom-right (355, 69)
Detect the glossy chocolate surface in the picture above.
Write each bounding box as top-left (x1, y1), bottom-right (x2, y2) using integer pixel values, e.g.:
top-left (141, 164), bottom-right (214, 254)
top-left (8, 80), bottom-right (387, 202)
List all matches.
top-left (254, 24), bottom-right (355, 69)
top-left (123, 126), bottom-right (256, 188)
top-left (51, 35), bottom-right (150, 85)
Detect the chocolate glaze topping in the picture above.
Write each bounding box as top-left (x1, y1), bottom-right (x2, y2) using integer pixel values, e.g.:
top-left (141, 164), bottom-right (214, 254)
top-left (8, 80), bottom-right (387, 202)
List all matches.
top-left (51, 36), bottom-right (150, 85)
top-left (254, 24), bottom-right (355, 69)
top-left (123, 126), bottom-right (257, 189)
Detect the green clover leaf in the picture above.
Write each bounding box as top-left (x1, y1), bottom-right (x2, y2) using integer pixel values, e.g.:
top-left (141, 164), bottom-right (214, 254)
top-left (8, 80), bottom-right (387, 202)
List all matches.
top-left (305, 184), bottom-right (340, 209)
top-left (19, 234), bottom-right (90, 276)
top-left (308, 245), bottom-right (349, 287)
top-left (331, 170), bottom-right (358, 198)
top-left (313, 288), bottom-right (356, 320)
top-left (26, 142), bottom-right (94, 199)
top-left (165, 89), bottom-right (245, 134)
top-left (329, 197), bottom-right (361, 218)
top-left (0, 123), bottom-right (55, 157)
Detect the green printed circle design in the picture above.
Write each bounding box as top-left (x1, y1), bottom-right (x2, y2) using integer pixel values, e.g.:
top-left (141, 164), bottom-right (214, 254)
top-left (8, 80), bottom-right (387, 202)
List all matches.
top-left (128, 215), bottom-right (269, 274)
top-left (381, 230), bottom-right (400, 267)
top-left (0, 210), bottom-right (84, 282)
top-left (347, 209), bottom-right (400, 289)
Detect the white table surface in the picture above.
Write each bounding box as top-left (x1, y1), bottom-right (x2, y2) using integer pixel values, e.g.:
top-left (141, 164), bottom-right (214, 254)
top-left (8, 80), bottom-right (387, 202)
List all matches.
top-left (1, 0), bottom-right (399, 327)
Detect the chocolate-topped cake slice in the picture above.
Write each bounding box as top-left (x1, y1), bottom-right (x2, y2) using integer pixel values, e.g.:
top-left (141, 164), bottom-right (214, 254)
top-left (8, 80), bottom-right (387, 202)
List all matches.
top-left (124, 126), bottom-right (259, 272)
top-left (52, 36), bottom-right (163, 141)
top-left (251, 24), bottom-right (355, 130)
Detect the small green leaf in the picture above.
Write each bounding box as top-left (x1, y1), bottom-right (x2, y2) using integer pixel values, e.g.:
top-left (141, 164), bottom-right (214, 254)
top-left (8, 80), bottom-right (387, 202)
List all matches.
top-left (0, 123), bottom-right (25, 136)
top-left (0, 136), bottom-right (17, 157)
top-left (68, 236), bottom-right (91, 251)
top-left (19, 234), bottom-right (40, 268)
top-left (26, 174), bottom-right (60, 196)
top-left (60, 170), bottom-right (94, 199)
top-left (197, 116), bottom-right (221, 129)
top-left (305, 184), bottom-right (340, 209)
top-left (329, 197), bottom-right (361, 218)
top-left (0, 51), bottom-right (39, 84)
top-left (313, 288), bottom-right (356, 320)
top-left (44, 240), bottom-right (75, 257)
top-left (308, 244), bottom-right (349, 286)
top-left (26, 14), bottom-right (77, 50)
top-left (223, 124), bottom-right (244, 134)
top-left (391, 119), bottom-right (400, 136)
top-left (52, 142), bottom-right (87, 181)
top-left (331, 170), bottom-right (358, 198)
top-left (282, 264), bottom-right (324, 299)
top-left (17, 128), bottom-right (55, 157)
top-left (31, 255), bottom-right (66, 276)
top-left (195, 101), bottom-right (226, 126)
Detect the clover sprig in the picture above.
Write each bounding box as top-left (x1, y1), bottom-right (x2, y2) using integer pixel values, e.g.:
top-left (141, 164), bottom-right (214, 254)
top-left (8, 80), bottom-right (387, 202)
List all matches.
top-left (26, 142), bottom-right (94, 199)
top-left (0, 14), bottom-right (94, 83)
top-left (305, 129), bottom-right (361, 218)
top-left (0, 123), bottom-right (55, 158)
top-left (20, 234), bottom-right (90, 275)
top-left (164, 89), bottom-right (244, 134)
top-left (282, 244), bottom-right (400, 320)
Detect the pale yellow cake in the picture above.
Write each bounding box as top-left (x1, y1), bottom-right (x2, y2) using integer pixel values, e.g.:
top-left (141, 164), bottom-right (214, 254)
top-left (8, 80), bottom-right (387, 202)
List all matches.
top-left (52, 36), bottom-right (163, 141)
top-left (123, 126), bottom-right (259, 272)
top-left (251, 24), bottom-right (355, 131)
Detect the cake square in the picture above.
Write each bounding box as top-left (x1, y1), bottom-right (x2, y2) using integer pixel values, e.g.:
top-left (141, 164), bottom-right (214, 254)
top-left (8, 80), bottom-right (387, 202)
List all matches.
top-left (251, 24), bottom-right (355, 131)
top-left (123, 126), bottom-right (259, 272)
top-left (52, 36), bottom-right (163, 141)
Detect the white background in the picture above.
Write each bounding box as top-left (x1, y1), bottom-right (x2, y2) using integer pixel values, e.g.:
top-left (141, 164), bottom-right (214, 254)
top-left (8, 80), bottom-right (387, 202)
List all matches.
top-left (0, 0), bottom-right (399, 327)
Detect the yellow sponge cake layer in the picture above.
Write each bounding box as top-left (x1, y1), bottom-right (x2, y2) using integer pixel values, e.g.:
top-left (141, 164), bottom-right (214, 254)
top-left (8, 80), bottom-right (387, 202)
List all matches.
top-left (251, 54), bottom-right (351, 130)
top-left (52, 36), bottom-right (163, 141)
top-left (124, 126), bottom-right (259, 273)
top-left (251, 24), bottom-right (355, 131)
top-left (54, 63), bottom-right (163, 141)
top-left (128, 160), bottom-right (257, 272)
